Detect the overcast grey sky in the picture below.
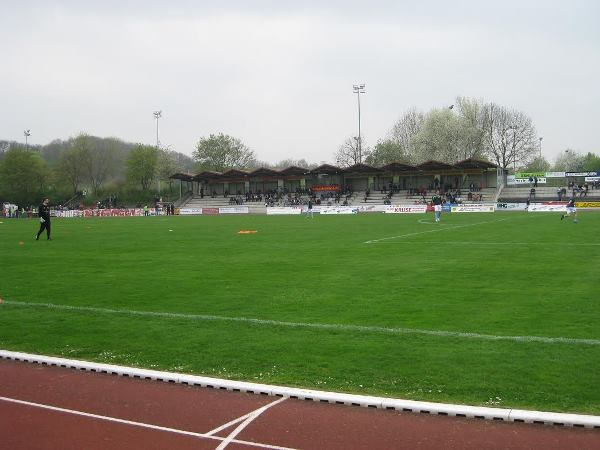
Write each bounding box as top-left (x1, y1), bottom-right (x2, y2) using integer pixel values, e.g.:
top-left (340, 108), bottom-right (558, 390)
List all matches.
top-left (2, 0), bottom-right (599, 164)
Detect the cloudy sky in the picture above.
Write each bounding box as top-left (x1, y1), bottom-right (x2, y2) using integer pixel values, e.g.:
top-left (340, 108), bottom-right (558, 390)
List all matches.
top-left (2, 0), bottom-right (599, 164)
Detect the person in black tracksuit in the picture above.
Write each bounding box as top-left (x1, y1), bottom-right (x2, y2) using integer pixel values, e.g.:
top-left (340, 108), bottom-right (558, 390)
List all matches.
top-left (36, 198), bottom-right (51, 240)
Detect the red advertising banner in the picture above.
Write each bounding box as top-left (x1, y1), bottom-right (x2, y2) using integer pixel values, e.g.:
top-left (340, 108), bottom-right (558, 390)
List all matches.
top-left (311, 184), bottom-right (340, 192)
top-left (202, 208), bottom-right (219, 215)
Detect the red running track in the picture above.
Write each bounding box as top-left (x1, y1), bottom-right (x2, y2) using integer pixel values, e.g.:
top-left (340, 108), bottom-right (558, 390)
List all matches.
top-left (1, 359), bottom-right (599, 449)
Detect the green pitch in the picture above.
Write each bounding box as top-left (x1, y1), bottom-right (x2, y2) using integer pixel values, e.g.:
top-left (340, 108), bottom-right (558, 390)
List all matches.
top-left (1, 212), bottom-right (599, 414)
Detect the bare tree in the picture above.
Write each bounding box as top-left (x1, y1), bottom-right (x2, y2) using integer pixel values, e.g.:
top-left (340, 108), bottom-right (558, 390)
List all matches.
top-left (484, 103), bottom-right (538, 171)
top-left (76, 134), bottom-right (118, 194)
top-left (334, 137), bottom-right (368, 167)
top-left (57, 146), bottom-right (86, 194)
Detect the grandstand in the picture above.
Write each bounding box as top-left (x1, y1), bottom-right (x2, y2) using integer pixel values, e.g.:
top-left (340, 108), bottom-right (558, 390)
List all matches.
top-left (171, 158), bottom-right (501, 212)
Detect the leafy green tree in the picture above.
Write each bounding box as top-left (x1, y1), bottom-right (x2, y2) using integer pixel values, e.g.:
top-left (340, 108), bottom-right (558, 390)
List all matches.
top-left (523, 156), bottom-right (551, 173)
top-left (126, 145), bottom-right (158, 190)
top-left (365, 139), bottom-right (408, 166)
top-left (0, 149), bottom-right (48, 205)
top-left (193, 133), bottom-right (256, 172)
top-left (581, 152), bottom-right (600, 172)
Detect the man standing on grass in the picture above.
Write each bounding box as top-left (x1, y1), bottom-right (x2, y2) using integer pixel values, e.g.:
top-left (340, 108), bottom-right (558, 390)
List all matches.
top-left (561, 198), bottom-right (578, 223)
top-left (35, 197), bottom-right (52, 240)
top-left (432, 189), bottom-right (443, 222)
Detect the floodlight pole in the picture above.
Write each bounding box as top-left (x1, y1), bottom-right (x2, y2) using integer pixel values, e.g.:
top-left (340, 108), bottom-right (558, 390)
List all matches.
top-left (353, 84), bottom-right (365, 163)
top-left (153, 111), bottom-right (162, 195)
top-left (539, 136), bottom-right (543, 159)
top-left (24, 129), bottom-right (31, 149)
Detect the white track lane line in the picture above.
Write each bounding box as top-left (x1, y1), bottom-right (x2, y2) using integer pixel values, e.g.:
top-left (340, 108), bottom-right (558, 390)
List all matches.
top-left (365, 218), bottom-right (509, 244)
top-left (3, 300), bottom-right (599, 346)
top-left (0, 396), bottom-right (296, 450)
top-left (216, 397), bottom-right (288, 450)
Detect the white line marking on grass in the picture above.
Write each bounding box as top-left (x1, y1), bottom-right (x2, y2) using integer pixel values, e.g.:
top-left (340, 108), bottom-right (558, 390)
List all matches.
top-left (216, 397), bottom-right (287, 450)
top-left (0, 396), bottom-right (296, 450)
top-left (378, 241), bottom-right (600, 247)
top-left (3, 300), bottom-right (600, 346)
top-left (365, 218), bottom-right (510, 244)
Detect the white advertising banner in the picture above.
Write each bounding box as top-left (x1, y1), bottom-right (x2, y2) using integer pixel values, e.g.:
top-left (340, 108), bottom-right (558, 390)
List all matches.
top-left (219, 206), bottom-right (249, 214)
top-left (317, 206), bottom-right (358, 215)
top-left (178, 208), bottom-right (203, 215)
top-left (266, 207), bottom-right (302, 215)
top-left (584, 177), bottom-right (600, 182)
top-left (528, 203), bottom-right (567, 212)
top-left (451, 204), bottom-right (496, 213)
top-left (566, 171), bottom-right (599, 177)
top-left (356, 204), bottom-right (389, 213)
top-left (384, 205), bottom-right (428, 214)
top-left (545, 171), bottom-right (566, 178)
top-left (496, 203), bottom-right (528, 211)
top-left (507, 176), bottom-right (547, 185)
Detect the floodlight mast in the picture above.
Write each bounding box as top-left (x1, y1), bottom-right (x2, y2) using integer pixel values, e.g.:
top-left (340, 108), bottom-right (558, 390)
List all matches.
top-left (539, 137), bottom-right (543, 159)
top-left (153, 111), bottom-right (162, 149)
top-left (24, 129), bottom-right (31, 149)
top-left (153, 111), bottom-right (162, 195)
top-left (352, 84), bottom-right (365, 163)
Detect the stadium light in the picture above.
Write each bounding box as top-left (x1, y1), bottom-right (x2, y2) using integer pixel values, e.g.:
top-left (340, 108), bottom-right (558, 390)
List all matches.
top-left (153, 111), bottom-right (162, 195)
top-left (539, 136), bottom-right (543, 159)
top-left (24, 129), bottom-right (31, 149)
top-left (352, 84), bottom-right (366, 163)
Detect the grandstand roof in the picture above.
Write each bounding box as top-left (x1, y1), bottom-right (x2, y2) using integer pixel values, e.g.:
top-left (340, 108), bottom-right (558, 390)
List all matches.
top-left (310, 164), bottom-right (343, 175)
top-left (220, 169), bottom-right (249, 178)
top-left (169, 172), bottom-right (194, 181)
top-left (249, 167), bottom-right (281, 177)
top-left (380, 162), bottom-right (416, 172)
top-left (193, 171), bottom-right (222, 181)
top-left (278, 166), bottom-right (310, 176)
top-left (417, 160), bottom-right (457, 171)
top-left (454, 158), bottom-right (498, 170)
top-left (345, 163), bottom-right (383, 173)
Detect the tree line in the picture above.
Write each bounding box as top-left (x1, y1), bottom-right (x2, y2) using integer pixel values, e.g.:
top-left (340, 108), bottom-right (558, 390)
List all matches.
top-left (335, 96), bottom-right (599, 173)
top-left (0, 135), bottom-right (195, 207)
top-left (2, 95), bottom-right (598, 206)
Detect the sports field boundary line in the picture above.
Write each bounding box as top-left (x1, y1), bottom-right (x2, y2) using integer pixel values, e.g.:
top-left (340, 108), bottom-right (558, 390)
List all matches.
top-left (1, 350), bottom-right (599, 429)
top-left (3, 300), bottom-right (599, 346)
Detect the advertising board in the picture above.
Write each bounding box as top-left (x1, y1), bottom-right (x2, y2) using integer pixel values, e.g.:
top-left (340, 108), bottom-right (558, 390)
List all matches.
top-left (219, 207), bottom-right (249, 214)
top-left (384, 205), bottom-right (428, 214)
top-left (450, 204), bottom-right (496, 213)
top-left (266, 207), bottom-right (303, 215)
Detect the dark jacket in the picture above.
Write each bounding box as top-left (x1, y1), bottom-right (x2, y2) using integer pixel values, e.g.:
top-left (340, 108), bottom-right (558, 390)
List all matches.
top-left (38, 204), bottom-right (51, 222)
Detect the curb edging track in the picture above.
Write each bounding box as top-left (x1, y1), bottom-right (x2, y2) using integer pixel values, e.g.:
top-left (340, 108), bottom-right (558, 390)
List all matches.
top-left (1, 350), bottom-right (599, 429)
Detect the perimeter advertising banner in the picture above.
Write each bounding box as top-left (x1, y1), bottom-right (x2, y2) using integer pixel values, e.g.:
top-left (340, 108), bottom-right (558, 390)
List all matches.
top-left (384, 205), bottom-right (428, 214)
top-left (528, 203), bottom-right (567, 212)
top-left (575, 201), bottom-right (600, 208)
top-left (451, 204), bottom-right (496, 213)
top-left (178, 208), bottom-right (202, 215)
top-left (201, 208), bottom-right (219, 215)
top-left (219, 206), bottom-right (249, 214)
top-left (266, 207), bottom-right (303, 215)
top-left (496, 203), bottom-right (528, 211)
top-left (318, 206), bottom-right (358, 215)
top-left (355, 204), bottom-right (389, 213)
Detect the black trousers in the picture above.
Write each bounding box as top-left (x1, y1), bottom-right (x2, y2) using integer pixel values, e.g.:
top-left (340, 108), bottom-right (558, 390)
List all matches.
top-left (37, 221), bottom-right (51, 239)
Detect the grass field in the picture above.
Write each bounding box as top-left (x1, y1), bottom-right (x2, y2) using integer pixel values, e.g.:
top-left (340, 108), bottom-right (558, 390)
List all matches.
top-left (1, 211), bottom-right (599, 414)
